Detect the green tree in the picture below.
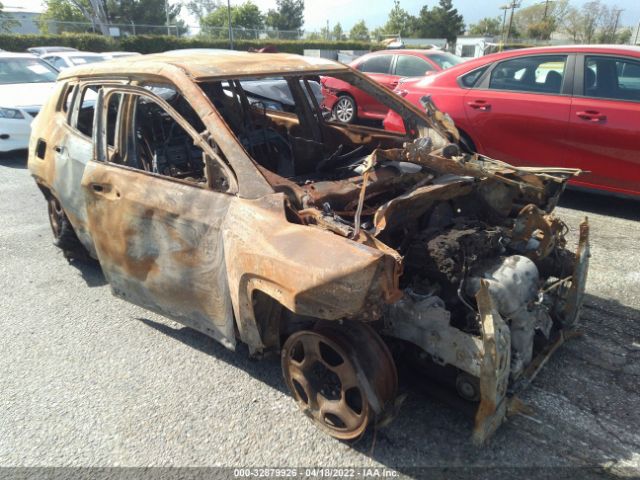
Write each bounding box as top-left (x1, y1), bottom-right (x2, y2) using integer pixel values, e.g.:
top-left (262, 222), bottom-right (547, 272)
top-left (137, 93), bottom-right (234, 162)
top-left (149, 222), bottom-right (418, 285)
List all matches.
top-left (561, 0), bottom-right (622, 44)
top-left (468, 16), bottom-right (502, 36)
top-left (616, 27), bottom-right (632, 44)
top-left (187, 0), bottom-right (220, 23)
top-left (318, 25), bottom-right (330, 40)
top-left (349, 20), bottom-right (369, 41)
top-left (202, 1), bottom-right (264, 39)
top-left (413, 0), bottom-right (464, 43)
top-left (40, 0), bottom-right (186, 35)
top-left (384, 0), bottom-right (415, 36)
top-left (106, 0), bottom-right (185, 34)
top-left (514, 0), bottom-right (568, 39)
top-left (332, 22), bottom-right (345, 41)
top-left (39, 0), bottom-right (94, 33)
top-left (265, 0), bottom-right (304, 32)
top-left (370, 26), bottom-right (386, 42)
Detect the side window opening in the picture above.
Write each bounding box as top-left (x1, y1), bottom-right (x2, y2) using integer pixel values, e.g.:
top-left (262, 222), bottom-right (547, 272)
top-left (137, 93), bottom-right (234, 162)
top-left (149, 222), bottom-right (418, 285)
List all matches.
top-left (75, 85), bottom-right (98, 137)
top-left (134, 90), bottom-right (206, 182)
top-left (106, 93), bottom-right (122, 159)
top-left (489, 55), bottom-right (567, 94)
top-left (101, 85), bottom-right (232, 192)
top-left (459, 66), bottom-right (488, 88)
top-left (585, 56), bottom-right (640, 102)
top-left (59, 83), bottom-right (74, 113)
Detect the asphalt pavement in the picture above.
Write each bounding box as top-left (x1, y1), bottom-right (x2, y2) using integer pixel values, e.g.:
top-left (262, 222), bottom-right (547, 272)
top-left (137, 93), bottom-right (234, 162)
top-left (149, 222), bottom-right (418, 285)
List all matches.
top-left (1, 152), bottom-right (639, 478)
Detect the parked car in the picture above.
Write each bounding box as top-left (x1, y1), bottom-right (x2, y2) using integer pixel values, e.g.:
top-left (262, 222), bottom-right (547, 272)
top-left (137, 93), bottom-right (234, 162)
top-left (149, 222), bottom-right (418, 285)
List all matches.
top-left (384, 45), bottom-right (640, 198)
top-left (0, 52), bottom-right (58, 153)
top-left (27, 46), bottom-right (78, 56)
top-left (28, 50), bottom-right (589, 444)
top-left (100, 51), bottom-right (141, 60)
top-left (41, 51), bottom-right (105, 71)
top-left (321, 49), bottom-right (464, 123)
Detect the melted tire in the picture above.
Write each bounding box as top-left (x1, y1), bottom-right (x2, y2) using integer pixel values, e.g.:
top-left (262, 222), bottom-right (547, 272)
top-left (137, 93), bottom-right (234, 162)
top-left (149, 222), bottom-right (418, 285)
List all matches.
top-left (47, 196), bottom-right (87, 259)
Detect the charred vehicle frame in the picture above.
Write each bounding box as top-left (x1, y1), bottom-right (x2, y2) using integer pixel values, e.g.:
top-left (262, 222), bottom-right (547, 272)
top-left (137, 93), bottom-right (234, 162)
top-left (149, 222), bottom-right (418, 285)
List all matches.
top-left (28, 50), bottom-right (590, 444)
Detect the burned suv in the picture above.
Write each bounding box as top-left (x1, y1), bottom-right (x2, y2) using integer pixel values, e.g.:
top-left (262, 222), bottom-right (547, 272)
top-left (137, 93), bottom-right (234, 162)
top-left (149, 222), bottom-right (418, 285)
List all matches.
top-left (28, 50), bottom-right (589, 444)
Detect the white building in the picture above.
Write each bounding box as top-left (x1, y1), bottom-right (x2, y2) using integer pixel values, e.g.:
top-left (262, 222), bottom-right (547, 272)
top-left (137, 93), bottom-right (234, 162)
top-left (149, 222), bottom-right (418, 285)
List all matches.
top-left (1, 7), bottom-right (42, 35)
top-left (455, 36), bottom-right (497, 58)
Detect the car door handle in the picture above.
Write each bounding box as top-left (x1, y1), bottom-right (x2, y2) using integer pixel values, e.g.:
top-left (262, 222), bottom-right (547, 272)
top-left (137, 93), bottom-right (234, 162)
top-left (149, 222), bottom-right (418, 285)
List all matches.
top-left (467, 100), bottom-right (491, 111)
top-left (53, 145), bottom-right (64, 153)
top-left (576, 110), bottom-right (606, 122)
top-left (90, 183), bottom-right (112, 193)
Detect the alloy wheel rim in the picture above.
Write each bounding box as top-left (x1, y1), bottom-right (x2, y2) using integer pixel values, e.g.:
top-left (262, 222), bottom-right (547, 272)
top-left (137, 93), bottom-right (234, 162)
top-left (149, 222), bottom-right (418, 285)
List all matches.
top-left (282, 330), bottom-right (369, 439)
top-left (335, 97), bottom-right (354, 123)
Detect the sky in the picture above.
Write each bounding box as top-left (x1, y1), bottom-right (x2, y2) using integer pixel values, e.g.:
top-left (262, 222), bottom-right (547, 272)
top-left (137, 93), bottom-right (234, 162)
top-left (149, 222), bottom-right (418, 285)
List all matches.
top-left (8, 0), bottom-right (640, 32)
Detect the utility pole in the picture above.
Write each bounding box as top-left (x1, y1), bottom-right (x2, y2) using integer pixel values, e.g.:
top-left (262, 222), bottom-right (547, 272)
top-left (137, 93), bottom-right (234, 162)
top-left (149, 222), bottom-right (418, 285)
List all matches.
top-left (543, 0), bottom-right (551, 20)
top-left (634, 19), bottom-right (640, 45)
top-left (499, 4), bottom-right (509, 48)
top-left (505, 1), bottom-right (521, 45)
top-left (227, 0), bottom-right (234, 49)
top-left (611, 9), bottom-right (623, 43)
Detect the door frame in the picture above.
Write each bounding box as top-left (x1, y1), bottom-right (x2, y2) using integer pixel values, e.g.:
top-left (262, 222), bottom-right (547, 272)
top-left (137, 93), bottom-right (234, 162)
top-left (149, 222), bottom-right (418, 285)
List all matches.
top-left (83, 83), bottom-right (240, 348)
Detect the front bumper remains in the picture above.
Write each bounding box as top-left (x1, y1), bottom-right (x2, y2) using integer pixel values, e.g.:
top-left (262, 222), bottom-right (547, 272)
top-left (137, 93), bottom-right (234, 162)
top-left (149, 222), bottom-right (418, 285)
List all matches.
top-left (473, 218), bottom-right (590, 445)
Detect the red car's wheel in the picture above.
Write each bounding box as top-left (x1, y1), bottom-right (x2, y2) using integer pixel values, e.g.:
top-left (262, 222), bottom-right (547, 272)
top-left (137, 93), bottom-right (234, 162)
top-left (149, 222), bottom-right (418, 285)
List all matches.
top-left (332, 95), bottom-right (356, 124)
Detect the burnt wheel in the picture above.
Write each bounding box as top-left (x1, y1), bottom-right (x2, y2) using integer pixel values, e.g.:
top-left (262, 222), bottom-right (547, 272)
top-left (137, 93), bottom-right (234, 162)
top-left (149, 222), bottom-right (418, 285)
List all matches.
top-left (282, 322), bottom-right (397, 440)
top-left (47, 196), bottom-right (64, 239)
top-left (46, 195), bottom-right (86, 257)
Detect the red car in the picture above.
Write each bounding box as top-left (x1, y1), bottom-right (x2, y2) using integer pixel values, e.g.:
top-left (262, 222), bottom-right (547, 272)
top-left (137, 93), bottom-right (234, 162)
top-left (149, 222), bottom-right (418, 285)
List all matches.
top-left (321, 49), bottom-right (463, 123)
top-left (384, 45), bottom-right (640, 198)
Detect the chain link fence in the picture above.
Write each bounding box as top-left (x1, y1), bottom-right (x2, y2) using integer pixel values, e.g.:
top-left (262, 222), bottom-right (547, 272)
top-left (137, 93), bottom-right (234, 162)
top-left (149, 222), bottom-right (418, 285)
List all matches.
top-left (42, 20), bottom-right (307, 40)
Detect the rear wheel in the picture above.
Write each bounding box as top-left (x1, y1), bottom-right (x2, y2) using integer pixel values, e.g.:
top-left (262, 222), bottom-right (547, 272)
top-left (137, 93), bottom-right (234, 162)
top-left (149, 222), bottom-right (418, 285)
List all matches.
top-left (47, 196), bottom-right (86, 258)
top-left (332, 95), bottom-right (356, 124)
top-left (281, 321), bottom-right (397, 440)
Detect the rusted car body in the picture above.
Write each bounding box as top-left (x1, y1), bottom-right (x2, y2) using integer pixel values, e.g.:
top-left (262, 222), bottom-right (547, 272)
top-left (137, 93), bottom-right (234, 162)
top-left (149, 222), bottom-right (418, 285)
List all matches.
top-left (28, 50), bottom-right (589, 444)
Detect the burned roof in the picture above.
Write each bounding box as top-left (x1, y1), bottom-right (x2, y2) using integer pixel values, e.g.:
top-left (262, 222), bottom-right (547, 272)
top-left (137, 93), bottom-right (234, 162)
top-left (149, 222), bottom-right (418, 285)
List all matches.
top-left (57, 49), bottom-right (349, 81)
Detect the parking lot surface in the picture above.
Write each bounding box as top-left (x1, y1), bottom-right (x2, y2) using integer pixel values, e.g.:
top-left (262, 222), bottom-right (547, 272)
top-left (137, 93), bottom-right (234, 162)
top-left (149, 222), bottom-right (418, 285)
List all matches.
top-left (1, 152), bottom-right (639, 477)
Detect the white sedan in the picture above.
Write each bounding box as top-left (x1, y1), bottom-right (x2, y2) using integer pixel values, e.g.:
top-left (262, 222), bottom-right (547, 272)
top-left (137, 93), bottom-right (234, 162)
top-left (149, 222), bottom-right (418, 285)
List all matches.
top-left (0, 53), bottom-right (59, 153)
top-left (40, 51), bottom-right (105, 71)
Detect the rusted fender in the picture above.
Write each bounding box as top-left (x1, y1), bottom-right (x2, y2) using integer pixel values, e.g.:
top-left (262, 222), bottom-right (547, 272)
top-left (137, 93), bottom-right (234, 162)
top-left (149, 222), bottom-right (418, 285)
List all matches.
top-left (222, 193), bottom-right (398, 352)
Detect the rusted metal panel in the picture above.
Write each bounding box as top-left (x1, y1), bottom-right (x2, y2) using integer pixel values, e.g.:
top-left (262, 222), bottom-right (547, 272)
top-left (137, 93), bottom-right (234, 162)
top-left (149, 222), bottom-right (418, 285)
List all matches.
top-left (473, 280), bottom-right (511, 445)
top-left (58, 51), bottom-right (348, 82)
top-left (222, 193), bottom-right (397, 353)
top-left (81, 160), bottom-right (236, 347)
